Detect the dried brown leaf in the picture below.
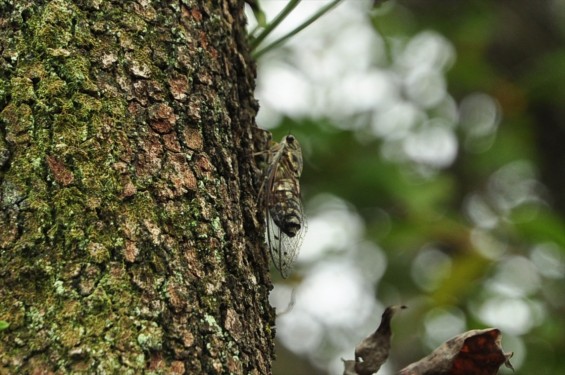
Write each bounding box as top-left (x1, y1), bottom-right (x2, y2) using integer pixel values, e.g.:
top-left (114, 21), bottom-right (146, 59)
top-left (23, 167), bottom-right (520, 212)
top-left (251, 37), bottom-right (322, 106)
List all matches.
top-left (399, 328), bottom-right (514, 375)
top-left (353, 305), bottom-right (407, 375)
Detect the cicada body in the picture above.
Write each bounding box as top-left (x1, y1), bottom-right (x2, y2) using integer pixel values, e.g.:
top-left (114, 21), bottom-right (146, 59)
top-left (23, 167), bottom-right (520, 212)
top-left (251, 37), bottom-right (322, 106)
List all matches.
top-left (260, 134), bottom-right (307, 278)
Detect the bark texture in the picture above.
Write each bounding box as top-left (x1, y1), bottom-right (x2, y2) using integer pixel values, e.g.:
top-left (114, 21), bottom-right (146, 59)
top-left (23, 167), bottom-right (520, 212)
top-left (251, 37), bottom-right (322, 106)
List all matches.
top-left (0, 0), bottom-right (274, 373)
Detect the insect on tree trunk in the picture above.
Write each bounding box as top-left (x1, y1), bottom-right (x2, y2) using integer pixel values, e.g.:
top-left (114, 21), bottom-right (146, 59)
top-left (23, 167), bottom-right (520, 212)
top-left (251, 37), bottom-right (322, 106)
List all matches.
top-left (0, 1), bottom-right (274, 373)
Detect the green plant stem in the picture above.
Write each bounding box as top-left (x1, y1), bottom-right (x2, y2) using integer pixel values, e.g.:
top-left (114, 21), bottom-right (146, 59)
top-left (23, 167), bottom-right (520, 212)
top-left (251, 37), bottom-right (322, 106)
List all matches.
top-left (253, 0), bottom-right (344, 59)
top-left (250, 0), bottom-right (301, 50)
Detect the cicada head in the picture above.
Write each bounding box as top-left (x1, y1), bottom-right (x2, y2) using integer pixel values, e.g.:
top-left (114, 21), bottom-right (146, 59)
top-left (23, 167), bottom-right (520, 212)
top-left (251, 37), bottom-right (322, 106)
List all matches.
top-left (281, 135), bottom-right (303, 178)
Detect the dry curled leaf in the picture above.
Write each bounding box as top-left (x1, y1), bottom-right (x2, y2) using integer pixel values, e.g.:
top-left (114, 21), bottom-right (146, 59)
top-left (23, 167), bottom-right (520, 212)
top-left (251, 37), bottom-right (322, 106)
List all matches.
top-left (353, 305), bottom-right (407, 375)
top-left (399, 328), bottom-right (514, 375)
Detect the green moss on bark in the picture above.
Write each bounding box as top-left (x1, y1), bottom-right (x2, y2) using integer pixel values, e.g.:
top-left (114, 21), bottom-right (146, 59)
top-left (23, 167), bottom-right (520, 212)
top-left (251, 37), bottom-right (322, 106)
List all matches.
top-left (1, 0), bottom-right (273, 373)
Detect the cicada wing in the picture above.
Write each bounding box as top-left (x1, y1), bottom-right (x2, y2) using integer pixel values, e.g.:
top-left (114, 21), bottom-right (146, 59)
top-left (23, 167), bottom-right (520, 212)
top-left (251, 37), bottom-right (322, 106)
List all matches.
top-left (265, 197), bottom-right (306, 278)
top-left (261, 134), bottom-right (307, 278)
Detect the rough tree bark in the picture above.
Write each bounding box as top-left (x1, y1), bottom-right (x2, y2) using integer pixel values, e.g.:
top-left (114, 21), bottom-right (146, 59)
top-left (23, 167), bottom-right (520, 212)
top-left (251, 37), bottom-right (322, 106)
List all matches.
top-left (0, 0), bottom-right (274, 373)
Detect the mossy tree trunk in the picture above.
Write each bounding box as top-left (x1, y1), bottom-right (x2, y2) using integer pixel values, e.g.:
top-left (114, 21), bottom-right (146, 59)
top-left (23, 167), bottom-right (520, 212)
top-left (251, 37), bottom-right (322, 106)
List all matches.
top-left (0, 0), bottom-right (274, 373)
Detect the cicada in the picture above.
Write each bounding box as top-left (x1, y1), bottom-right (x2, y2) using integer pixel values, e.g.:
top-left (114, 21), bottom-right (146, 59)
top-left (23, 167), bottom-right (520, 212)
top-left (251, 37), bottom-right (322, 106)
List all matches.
top-left (259, 134), bottom-right (307, 278)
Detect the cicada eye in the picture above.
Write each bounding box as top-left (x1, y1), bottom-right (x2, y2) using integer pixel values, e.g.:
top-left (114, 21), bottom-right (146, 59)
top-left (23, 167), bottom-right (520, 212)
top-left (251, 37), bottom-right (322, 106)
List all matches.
top-left (286, 135), bottom-right (295, 143)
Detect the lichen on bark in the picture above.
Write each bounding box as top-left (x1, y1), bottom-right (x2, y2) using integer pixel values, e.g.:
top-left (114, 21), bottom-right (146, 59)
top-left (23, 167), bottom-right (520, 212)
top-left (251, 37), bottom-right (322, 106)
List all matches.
top-left (1, 0), bottom-right (273, 373)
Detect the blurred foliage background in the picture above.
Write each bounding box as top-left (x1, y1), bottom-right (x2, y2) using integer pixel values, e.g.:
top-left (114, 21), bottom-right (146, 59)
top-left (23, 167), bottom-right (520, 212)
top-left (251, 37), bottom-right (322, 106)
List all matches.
top-left (248, 1), bottom-right (565, 374)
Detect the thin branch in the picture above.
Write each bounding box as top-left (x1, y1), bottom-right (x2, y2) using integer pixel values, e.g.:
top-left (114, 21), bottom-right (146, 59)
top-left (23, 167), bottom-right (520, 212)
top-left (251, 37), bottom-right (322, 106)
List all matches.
top-left (249, 0), bottom-right (301, 50)
top-left (253, 0), bottom-right (344, 59)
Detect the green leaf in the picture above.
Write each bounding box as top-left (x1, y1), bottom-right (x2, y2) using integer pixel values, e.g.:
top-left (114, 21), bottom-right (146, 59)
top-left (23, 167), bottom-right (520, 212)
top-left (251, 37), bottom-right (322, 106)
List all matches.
top-left (0, 321), bottom-right (9, 331)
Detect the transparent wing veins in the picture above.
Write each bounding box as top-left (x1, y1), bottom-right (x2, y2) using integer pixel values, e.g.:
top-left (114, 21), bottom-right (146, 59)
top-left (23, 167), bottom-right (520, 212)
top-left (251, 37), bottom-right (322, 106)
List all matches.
top-left (261, 137), bottom-right (306, 278)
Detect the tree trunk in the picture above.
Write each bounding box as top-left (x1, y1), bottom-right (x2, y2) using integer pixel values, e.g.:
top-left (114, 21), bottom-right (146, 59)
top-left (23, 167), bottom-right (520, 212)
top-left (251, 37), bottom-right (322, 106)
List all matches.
top-left (0, 1), bottom-right (274, 373)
